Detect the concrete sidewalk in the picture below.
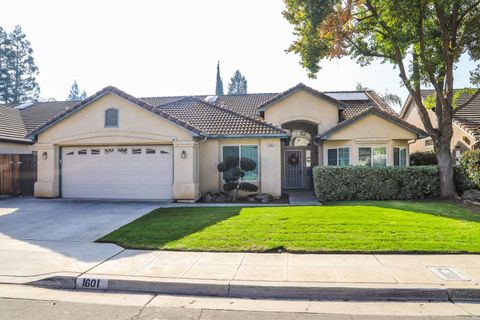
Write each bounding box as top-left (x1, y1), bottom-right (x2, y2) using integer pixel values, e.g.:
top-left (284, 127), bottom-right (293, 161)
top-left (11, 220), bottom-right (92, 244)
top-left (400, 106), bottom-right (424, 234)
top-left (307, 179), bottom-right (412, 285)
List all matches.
top-left (5, 247), bottom-right (479, 301)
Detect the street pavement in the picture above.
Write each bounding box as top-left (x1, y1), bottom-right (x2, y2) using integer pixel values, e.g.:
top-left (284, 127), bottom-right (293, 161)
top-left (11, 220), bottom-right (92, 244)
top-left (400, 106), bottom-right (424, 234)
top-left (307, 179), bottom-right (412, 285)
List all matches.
top-left (0, 284), bottom-right (479, 320)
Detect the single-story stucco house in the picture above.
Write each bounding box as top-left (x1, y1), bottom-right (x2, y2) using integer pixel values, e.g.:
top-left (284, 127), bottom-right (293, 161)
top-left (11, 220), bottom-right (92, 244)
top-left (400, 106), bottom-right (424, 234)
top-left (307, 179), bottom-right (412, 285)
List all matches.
top-left (400, 89), bottom-right (480, 162)
top-left (1, 83), bottom-right (425, 201)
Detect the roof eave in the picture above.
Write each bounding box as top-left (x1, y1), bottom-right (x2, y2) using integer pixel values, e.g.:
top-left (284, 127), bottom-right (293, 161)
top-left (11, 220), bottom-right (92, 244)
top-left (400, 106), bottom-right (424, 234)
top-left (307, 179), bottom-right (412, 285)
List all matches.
top-left (0, 136), bottom-right (34, 144)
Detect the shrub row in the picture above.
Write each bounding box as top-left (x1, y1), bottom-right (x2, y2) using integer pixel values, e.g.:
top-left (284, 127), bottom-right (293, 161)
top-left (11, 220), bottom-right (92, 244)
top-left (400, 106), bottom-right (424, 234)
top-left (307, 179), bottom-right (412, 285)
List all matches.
top-left (410, 151), bottom-right (438, 166)
top-left (313, 165), bottom-right (472, 202)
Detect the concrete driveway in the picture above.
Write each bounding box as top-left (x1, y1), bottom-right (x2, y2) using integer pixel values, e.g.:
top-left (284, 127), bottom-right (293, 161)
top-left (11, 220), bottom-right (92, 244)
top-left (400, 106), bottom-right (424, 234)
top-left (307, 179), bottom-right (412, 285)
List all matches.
top-left (0, 198), bottom-right (166, 282)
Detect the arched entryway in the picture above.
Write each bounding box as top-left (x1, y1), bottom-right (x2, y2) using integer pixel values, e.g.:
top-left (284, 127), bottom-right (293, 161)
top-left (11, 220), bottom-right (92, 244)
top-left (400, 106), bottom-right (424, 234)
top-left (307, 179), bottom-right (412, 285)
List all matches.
top-left (281, 121), bottom-right (318, 190)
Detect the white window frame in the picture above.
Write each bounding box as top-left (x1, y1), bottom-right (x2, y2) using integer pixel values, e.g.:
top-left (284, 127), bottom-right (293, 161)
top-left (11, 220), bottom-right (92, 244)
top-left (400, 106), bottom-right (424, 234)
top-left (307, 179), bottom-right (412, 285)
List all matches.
top-left (327, 147), bottom-right (350, 166)
top-left (104, 108), bottom-right (119, 128)
top-left (357, 146), bottom-right (387, 167)
top-left (393, 146), bottom-right (408, 167)
top-left (221, 144), bottom-right (260, 181)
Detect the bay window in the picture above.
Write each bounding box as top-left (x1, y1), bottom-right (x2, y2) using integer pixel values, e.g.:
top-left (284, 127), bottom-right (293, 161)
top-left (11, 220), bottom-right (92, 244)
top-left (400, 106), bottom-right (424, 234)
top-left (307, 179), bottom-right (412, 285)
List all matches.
top-left (222, 145), bottom-right (258, 180)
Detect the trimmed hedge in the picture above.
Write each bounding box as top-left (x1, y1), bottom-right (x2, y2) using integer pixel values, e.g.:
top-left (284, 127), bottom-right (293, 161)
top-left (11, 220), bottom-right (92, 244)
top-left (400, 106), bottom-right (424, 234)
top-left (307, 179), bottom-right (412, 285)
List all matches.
top-left (460, 150), bottom-right (480, 189)
top-left (313, 165), bottom-right (472, 202)
top-left (410, 151), bottom-right (438, 165)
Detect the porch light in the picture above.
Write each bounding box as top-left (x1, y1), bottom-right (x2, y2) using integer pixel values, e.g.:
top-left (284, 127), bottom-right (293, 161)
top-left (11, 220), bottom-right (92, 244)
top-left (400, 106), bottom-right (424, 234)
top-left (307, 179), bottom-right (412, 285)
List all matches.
top-left (181, 150), bottom-right (187, 159)
top-left (42, 152), bottom-right (48, 160)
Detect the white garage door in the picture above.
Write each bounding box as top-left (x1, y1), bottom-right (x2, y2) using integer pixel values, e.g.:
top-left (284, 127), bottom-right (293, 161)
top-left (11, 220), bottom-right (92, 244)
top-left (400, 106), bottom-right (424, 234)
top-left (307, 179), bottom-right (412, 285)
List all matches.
top-left (61, 145), bottom-right (173, 200)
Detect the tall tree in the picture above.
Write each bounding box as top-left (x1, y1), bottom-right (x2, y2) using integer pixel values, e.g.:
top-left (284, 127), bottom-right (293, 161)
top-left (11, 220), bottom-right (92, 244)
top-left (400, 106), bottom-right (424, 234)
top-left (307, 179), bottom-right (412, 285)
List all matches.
top-left (283, 0), bottom-right (480, 198)
top-left (228, 70), bottom-right (248, 94)
top-left (67, 80), bottom-right (87, 101)
top-left (0, 27), bottom-right (12, 103)
top-left (7, 25), bottom-right (40, 103)
top-left (215, 61), bottom-right (224, 95)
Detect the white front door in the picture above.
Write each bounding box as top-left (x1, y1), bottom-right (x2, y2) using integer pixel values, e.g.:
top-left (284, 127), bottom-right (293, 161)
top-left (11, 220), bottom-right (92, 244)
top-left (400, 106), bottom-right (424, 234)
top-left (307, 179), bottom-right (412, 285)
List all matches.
top-left (61, 145), bottom-right (173, 200)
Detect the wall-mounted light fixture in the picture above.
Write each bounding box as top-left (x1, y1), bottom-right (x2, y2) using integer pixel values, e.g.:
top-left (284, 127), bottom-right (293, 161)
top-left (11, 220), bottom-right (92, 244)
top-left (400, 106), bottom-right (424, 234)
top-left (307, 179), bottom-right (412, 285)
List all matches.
top-left (42, 151), bottom-right (48, 160)
top-left (181, 150), bottom-right (187, 159)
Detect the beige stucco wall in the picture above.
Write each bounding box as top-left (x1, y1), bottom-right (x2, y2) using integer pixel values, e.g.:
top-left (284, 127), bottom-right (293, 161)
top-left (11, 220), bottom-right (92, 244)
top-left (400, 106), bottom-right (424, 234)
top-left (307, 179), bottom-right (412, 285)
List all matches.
top-left (197, 137), bottom-right (282, 197)
top-left (402, 99), bottom-right (476, 155)
top-left (322, 114), bottom-right (415, 166)
top-left (264, 90), bottom-right (339, 133)
top-left (34, 92), bottom-right (199, 201)
top-left (0, 142), bottom-right (33, 154)
top-left (198, 139), bottom-right (220, 193)
top-left (328, 114), bottom-right (417, 141)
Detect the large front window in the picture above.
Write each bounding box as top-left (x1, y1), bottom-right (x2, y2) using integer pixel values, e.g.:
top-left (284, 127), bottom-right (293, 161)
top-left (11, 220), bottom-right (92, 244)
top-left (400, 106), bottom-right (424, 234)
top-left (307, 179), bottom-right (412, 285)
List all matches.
top-left (358, 147), bottom-right (387, 167)
top-left (327, 148), bottom-right (349, 166)
top-left (222, 145), bottom-right (258, 180)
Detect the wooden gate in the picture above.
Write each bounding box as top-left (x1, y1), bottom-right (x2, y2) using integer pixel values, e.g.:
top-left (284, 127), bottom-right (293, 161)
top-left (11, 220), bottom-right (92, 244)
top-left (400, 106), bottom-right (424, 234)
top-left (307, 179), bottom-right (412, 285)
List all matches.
top-left (0, 154), bottom-right (37, 196)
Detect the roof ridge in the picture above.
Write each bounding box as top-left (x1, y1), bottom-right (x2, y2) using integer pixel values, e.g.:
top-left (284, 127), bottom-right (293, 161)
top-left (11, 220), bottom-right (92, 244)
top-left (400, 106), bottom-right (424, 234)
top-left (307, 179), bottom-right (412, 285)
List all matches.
top-left (188, 96), bottom-right (286, 133)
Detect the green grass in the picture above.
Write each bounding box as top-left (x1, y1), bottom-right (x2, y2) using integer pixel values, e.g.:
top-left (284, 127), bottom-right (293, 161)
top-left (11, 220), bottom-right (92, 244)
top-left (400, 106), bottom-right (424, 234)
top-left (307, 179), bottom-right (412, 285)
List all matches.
top-left (98, 201), bottom-right (480, 253)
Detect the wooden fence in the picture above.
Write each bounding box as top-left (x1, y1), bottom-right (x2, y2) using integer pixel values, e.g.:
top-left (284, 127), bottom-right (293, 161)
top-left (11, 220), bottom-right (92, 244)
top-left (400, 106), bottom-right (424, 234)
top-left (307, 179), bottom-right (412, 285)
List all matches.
top-left (0, 154), bottom-right (37, 196)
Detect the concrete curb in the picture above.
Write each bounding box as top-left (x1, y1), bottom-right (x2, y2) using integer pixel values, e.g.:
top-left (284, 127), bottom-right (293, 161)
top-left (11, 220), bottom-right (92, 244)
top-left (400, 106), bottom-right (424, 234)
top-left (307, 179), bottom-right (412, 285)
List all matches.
top-left (29, 275), bottom-right (480, 302)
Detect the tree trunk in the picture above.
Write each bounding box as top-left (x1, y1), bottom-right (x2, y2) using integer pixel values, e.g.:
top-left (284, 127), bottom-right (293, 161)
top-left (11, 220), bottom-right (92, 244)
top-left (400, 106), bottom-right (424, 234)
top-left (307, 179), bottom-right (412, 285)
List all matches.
top-left (434, 141), bottom-right (457, 198)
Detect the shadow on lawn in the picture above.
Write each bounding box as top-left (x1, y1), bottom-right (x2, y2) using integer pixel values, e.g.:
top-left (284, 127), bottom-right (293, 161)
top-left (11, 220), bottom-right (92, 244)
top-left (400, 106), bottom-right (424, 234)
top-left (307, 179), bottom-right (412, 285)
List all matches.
top-left (330, 200), bottom-right (480, 223)
top-left (97, 206), bottom-right (242, 249)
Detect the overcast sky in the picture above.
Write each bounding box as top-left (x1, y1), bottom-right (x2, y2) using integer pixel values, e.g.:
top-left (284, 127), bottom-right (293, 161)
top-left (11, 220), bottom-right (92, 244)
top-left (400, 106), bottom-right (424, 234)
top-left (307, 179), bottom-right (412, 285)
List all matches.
top-left (1, 0), bottom-right (477, 111)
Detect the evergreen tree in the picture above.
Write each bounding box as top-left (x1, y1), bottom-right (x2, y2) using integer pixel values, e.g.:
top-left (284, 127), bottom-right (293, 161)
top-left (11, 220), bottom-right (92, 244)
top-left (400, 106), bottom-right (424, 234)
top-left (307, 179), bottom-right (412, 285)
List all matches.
top-left (7, 25), bottom-right (39, 103)
top-left (67, 80), bottom-right (87, 101)
top-left (0, 27), bottom-right (12, 103)
top-left (227, 70), bottom-right (248, 94)
top-left (215, 61), bottom-right (224, 95)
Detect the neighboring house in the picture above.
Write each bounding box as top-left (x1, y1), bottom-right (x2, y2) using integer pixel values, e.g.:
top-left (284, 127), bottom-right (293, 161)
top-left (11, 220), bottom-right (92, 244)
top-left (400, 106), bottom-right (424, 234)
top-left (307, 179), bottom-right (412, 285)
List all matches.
top-left (3, 83), bottom-right (425, 201)
top-left (0, 103), bottom-right (34, 154)
top-left (400, 89), bottom-right (480, 162)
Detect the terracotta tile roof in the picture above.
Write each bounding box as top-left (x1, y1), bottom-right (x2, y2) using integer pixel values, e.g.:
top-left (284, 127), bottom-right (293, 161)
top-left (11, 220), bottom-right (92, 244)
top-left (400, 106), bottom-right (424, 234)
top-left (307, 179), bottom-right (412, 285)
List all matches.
top-left (20, 101), bottom-right (78, 133)
top-left (364, 90), bottom-right (398, 116)
top-left (317, 107), bottom-right (426, 140)
top-left (142, 88), bottom-right (392, 120)
top-left (158, 97), bottom-right (287, 137)
top-left (0, 105), bottom-right (30, 143)
top-left (451, 90), bottom-right (480, 138)
top-left (5, 85), bottom-right (396, 141)
top-left (141, 93), bottom-right (278, 117)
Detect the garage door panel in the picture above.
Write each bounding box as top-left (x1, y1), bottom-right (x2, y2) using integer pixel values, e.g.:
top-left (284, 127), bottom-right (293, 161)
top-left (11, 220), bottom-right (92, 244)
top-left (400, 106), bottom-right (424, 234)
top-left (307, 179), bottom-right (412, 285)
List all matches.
top-left (61, 146), bottom-right (173, 200)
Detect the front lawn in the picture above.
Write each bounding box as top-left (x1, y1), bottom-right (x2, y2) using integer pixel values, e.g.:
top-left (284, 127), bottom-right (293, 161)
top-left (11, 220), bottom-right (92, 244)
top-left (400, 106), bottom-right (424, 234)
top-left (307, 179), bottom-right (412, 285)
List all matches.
top-left (98, 201), bottom-right (480, 253)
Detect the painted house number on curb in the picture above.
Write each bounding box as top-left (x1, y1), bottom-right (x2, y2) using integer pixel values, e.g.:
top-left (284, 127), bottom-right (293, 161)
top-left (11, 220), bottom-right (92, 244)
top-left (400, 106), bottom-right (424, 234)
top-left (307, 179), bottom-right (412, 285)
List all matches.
top-left (76, 278), bottom-right (108, 289)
